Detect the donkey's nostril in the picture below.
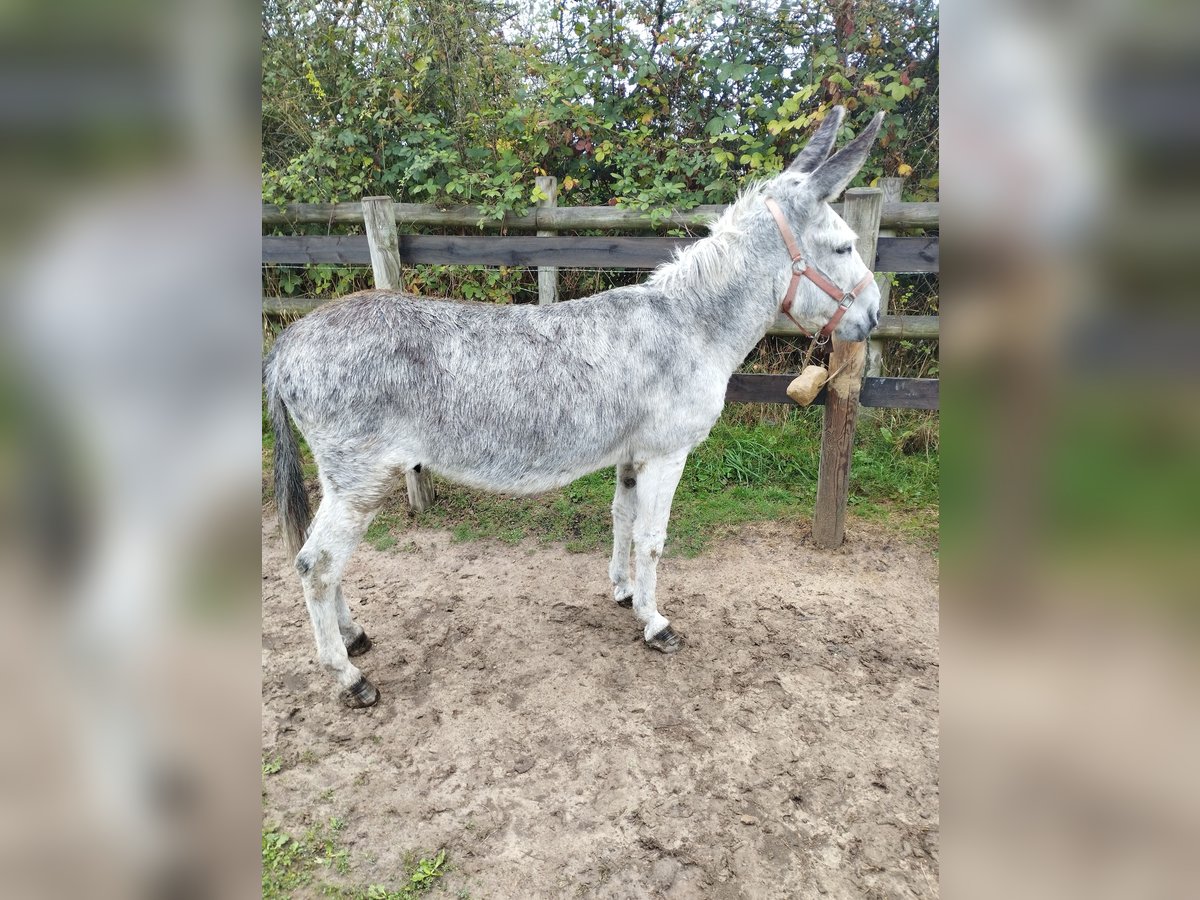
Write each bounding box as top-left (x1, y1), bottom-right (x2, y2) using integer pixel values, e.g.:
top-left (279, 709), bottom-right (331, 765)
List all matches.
top-left (869, 311), bottom-right (880, 330)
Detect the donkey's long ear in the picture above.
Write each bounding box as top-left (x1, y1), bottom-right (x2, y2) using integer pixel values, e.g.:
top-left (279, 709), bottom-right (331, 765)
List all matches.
top-left (809, 112), bottom-right (885, 202)
top-left (787, 106), bottom-right (845, 173)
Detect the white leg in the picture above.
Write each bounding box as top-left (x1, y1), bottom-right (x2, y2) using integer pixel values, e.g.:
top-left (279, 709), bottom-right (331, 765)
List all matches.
top-left (295, 494), bottom-right (378, 706)
top-left (608, 463), bottom-right (638, 605)
top-left (334, 586), bottom-right (371, 655)
top-left (631, 449), bottom-right (690, 649)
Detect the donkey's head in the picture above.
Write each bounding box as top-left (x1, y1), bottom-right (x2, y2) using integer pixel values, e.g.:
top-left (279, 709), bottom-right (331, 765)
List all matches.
top-left (765, 107), bottom-right (885, 343)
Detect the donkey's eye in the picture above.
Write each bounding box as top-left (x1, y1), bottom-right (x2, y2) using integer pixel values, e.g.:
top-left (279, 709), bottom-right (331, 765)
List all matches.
top-left (834, 244), bottom-right (853, 255)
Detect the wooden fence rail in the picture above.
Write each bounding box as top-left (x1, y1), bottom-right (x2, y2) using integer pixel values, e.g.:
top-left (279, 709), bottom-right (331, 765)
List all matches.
top-left (263, 187), bottom-right (939, 549)
top-left (725, 374), bottom-right (937, 410)
top-left (262, 233), bottom-right (939, 272)
top-left (263, 200), bottom-right (939, 231)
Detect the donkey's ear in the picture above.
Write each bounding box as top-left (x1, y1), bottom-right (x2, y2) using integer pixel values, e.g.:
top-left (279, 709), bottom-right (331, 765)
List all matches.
top-left (808, 112), bottom-right (885, 202)
top-left (788, 106), bottom-right (846, 173)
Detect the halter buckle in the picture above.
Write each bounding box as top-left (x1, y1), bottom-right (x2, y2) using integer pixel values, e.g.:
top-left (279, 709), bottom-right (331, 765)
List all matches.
top-left (838, 291), bottom-right (857, 309)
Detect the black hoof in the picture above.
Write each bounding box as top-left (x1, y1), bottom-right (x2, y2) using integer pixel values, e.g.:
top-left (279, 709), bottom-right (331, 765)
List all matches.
top-left (616, 595), bottom-right (633, 608)
top-left (646, 625), bottom-right (684, 654)
top-left (346, 631), bottom-right (372, 657)
top-left (341, 675), bottom-right (379, 709)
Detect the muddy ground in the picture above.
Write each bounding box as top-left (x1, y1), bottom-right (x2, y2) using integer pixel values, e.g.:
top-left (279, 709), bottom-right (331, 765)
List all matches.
top-left (262, 513), bottom-right (939, 899)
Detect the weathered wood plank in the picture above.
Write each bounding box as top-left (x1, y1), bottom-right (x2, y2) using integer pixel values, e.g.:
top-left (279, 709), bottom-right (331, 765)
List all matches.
top-left (858, 376), bottom-right (940, 409)
top-left (768, 313), bottom-right (938, 340)
top-left (874, 236), bottom-right (939, 273)
top-left (262, 200), bottom-right (939, 231)
top-left (262, 202), bottom-right (539, 228)
top-left (535, 176), bottom-right (558, 305)
top-left (263, 233), bottom-right (938, 272)
top-left (392, 235), bottom-right (688, 267)
top-left (262, 296), bottom-right (325, 315)
top-left (405, 465), bottom-right (436, 512)
top-left (263, 235), bottom-right (370, 264)
top-left (843, 188), bottom-right (884, 281)
top-left (362, 197), bottom-right (405, 290)
top-left (867, 177), bottom-right (906, 378)
top-left (813, 340), bottom-right (868, 548)
top-left (261, 234), bottom-right (683, 267)
top-left (263, 202), bottom-right (372, 226)
top-left (536, 205), bottom-right (728, 230)
top-left (724, 375), bottom-right (938, 410)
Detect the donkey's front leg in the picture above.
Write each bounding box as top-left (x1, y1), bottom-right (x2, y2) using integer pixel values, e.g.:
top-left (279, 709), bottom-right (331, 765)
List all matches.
top-left (608, 463), bottom-right (639, 607)
top-left (631, 450), bottom-right (689, 653)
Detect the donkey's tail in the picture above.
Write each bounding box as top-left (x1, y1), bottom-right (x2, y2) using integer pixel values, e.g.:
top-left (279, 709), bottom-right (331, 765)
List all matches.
top-left (265, 357), bottom-right (312, 560)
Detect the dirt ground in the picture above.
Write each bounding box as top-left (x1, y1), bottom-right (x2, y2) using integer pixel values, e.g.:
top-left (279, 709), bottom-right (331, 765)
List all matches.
top-left (262, 512), bottom-right (939, 899)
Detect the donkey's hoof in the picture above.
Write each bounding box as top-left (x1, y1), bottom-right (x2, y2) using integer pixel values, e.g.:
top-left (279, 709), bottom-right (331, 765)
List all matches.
top-left (646, 625), bottom-right (684, 654)
top-left (341, 676), bottom-right (379, 709)
top-left (616, 595), bottom-right (633, 609)
top-left (346, 631), bottom-right (373, 657)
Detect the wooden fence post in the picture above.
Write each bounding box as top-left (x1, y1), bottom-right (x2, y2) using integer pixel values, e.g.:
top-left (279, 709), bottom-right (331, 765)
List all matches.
top-left (812, 338), bottom-right (868, 548)
top-left (842, 186), bottom-right (884, 291)
top-left (812, 187), bottom-right (880, 549)
top-left (362, 195), bottom-right (405, 292)
top-left (362, 195), bottom-right (436, 513)
top-left (535, 176), bottom-right (558, 304)
top-left (866, 177), bottom-right (905, 378)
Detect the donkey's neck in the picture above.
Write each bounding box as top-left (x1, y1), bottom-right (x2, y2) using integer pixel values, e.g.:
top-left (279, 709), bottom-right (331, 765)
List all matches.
top-left (649, 211), bottom-right (786, 372)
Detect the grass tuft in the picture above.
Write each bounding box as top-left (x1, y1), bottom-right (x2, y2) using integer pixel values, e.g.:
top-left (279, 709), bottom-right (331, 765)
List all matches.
top-left (262, 819), bottom-right (448, 900)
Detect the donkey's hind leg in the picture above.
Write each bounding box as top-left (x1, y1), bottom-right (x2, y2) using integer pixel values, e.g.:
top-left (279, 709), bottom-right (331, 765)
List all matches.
top-left (335, 586), bottom-right (372, 656)
top-left (295, 492), bottom-right (380, 708)
top-left (631, 449), bottom-right (690, 653)
top-left (608, 463), bottom-right (639, 608)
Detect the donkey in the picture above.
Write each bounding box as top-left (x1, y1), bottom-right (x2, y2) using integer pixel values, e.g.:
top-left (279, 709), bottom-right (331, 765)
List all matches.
top-left (265, 107), bottom-right (883, 708)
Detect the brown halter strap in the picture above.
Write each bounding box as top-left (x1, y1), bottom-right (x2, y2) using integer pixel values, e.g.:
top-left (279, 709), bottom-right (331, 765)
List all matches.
top-left (764, 196), bottom-right (874, 344)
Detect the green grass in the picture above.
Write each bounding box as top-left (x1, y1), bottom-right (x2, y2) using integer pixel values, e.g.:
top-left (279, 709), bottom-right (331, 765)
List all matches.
top-left (262, 819), bottom-right (448, 900)
top-left (365, 517), bottom-right (397, 551)
top-left (263, 405), bottom-right (939, 554)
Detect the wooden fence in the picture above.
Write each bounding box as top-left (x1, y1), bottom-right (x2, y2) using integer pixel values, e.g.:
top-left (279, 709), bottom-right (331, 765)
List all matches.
top-left (262, 179), bottom-right (939, 548)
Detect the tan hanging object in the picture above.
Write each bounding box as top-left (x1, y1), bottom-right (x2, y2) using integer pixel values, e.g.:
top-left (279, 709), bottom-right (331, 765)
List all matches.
top-left (786, 365), bottom-right (830, 406)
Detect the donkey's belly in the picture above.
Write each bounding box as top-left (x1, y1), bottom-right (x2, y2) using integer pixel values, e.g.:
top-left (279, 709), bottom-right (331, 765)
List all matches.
top-left (429, 450), bottom-right (619, 496)
top-left (390, 368), bottom-right (718, 495)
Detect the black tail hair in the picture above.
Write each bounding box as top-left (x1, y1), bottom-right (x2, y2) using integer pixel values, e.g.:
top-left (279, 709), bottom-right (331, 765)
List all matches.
top-left (265, 357), bottom-right (311, 560)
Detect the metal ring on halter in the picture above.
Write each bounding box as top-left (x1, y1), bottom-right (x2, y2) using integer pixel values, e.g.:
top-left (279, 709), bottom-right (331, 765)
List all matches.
top-left (813, 332), bottom-right (830, 347)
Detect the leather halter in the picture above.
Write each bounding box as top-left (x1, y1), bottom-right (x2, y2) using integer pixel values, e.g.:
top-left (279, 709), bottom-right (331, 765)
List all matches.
top-left (765, 196), bottom-right (875, 344)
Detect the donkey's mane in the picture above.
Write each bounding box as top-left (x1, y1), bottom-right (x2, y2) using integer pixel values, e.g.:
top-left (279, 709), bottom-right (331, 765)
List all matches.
top-left (646, 179), bottom-right (772, 300)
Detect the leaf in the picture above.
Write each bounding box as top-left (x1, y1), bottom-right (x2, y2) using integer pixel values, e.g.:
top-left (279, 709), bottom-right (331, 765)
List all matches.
top-left (897, 163), bottom-right (913, 177)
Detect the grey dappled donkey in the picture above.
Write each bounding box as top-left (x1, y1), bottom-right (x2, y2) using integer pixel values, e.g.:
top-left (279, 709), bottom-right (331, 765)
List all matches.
top-left (265, 107), bottom-right (884, 708)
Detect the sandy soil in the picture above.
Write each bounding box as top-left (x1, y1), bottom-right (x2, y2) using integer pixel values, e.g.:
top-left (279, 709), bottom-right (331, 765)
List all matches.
top-left (262, 513), bottom-right (939, 899)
